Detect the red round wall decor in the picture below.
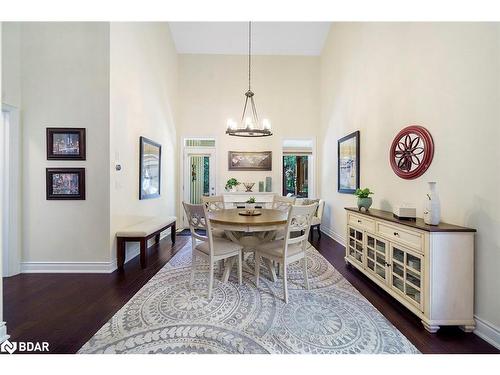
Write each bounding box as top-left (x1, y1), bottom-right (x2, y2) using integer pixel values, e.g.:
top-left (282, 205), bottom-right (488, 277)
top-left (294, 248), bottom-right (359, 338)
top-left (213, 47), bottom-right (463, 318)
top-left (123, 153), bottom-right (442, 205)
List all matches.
top-left (389, 125), bottom-right (434, 179)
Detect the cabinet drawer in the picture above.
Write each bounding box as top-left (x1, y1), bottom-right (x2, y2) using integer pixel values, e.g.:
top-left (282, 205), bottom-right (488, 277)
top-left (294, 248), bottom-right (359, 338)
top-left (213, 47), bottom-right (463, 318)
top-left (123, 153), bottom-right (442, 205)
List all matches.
top-left (348, 213), bottom-right (375, 232)
top-left (377, 222), bottom-right (423, 251)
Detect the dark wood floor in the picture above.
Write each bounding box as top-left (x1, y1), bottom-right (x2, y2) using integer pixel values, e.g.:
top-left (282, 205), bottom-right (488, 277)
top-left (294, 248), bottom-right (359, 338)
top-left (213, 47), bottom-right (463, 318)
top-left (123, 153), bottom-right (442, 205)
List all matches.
top-left (3, 232), bottom-right (498, 354)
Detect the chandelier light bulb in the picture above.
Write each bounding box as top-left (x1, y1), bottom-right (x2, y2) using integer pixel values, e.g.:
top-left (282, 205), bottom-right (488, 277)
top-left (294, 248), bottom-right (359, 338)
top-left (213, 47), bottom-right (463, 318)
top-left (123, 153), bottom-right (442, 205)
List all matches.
top-left (245, 117), bottom-right (253, 129)
top-left (227, 119), bottom-right (237, 130)
top-left (262, 118), bottom-right (271, 130)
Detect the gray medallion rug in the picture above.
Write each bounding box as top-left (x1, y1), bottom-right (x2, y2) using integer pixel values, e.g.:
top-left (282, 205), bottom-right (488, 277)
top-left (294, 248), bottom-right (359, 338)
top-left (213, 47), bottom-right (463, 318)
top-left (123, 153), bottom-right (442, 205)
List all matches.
top-left (79, 242), bottom-right (419, 354)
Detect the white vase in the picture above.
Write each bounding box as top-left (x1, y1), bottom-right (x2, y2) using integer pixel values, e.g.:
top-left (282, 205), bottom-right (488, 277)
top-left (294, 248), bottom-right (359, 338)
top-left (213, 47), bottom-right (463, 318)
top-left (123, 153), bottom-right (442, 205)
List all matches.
top-left (423, 182), bottom-right (441, 225)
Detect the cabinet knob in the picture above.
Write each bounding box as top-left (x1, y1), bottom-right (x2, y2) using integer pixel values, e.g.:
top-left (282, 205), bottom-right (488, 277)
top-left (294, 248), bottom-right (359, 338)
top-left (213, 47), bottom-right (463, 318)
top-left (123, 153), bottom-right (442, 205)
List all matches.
top-left (357, 220), bottom-right (362, 223)
top-left (386, 262), bottom-right (392, 267)
top-left (393, 232), bottom-right (399, 236)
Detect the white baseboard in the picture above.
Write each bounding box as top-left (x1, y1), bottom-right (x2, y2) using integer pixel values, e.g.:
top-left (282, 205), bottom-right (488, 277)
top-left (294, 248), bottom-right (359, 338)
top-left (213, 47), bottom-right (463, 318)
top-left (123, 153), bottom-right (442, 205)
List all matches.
top-left (21, 261), bottom-right (116, 273)
top-left (21, 232), bottom-right (173, 274)
top-left (320, 225), bottom-right (346, 247)
top-left (0, 322), bottom-right (9, 344)
top-left (474, 315), bottom-right (500, 349)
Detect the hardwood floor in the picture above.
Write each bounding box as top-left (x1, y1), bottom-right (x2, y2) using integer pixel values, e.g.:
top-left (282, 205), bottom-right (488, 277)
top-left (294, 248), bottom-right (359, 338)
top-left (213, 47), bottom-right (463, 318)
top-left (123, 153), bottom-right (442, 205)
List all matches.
top-left (2, 232), bottom-right (498, 354)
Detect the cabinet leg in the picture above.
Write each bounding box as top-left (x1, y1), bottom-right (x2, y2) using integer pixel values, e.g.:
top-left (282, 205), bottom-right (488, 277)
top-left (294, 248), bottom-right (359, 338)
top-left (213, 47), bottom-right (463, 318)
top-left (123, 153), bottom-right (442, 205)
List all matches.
top-left (459, 325), bottom-right (476, 333)
top-left (171, 222), bottom-right (176, 244)
top-left (344, 257), bottom-right (350, 266)
top-left (422, 320), bottom-right (440, 333)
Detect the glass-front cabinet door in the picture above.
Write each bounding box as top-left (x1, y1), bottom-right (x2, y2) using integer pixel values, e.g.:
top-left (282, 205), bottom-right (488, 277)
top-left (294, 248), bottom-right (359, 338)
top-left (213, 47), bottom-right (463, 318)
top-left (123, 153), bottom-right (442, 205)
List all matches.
top-left (347, 226), bottom-right (364, 267)
top-left (389, 244), bottom-right (424, 311)
top-left (365, 234), bottom-right (388, 283)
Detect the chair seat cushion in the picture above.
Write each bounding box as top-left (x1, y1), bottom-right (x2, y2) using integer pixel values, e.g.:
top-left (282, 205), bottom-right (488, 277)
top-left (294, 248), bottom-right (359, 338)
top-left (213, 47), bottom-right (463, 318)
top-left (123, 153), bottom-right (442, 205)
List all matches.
top-left (255, 239), bottom-right (304, 258)
top-left (116, 216), bottom-right (176, 237)
top-left (195, 238), bottom-right (242, 256)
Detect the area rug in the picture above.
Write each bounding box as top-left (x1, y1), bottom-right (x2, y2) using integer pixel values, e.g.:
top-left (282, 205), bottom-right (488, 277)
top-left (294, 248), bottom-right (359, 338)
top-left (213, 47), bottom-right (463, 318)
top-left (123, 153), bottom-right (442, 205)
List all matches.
top-left (79, 242), bottom-right (419, 354)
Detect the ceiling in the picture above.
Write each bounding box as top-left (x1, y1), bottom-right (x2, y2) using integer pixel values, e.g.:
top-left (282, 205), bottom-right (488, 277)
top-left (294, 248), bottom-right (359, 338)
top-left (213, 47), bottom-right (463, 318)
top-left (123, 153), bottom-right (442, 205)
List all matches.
top-left (168, 22), bottom-right (331, 56)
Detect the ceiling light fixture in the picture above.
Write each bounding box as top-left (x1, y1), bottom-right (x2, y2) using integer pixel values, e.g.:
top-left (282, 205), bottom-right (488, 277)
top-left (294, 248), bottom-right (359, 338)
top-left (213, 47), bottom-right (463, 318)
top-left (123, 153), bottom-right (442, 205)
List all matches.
top-left (226, 22), bottom-right (272, 137)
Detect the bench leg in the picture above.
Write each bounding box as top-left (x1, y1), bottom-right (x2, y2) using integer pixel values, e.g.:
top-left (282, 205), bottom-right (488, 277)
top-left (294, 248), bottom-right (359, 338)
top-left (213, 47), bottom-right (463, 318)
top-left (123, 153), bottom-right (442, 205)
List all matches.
top-left (155, 233), bottom-right (161, 244)
top-left (171, 222), bottom-right (176, 244)
top-left (117, 238), bottom-right (126, 270)
top-left (140, 238), bottom-right (147, 268)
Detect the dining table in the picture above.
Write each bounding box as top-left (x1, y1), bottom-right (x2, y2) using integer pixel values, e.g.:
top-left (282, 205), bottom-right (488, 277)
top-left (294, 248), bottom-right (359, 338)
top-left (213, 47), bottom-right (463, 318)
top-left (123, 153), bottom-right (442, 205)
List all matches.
top-left (207, 208), bottom-right (289, 282)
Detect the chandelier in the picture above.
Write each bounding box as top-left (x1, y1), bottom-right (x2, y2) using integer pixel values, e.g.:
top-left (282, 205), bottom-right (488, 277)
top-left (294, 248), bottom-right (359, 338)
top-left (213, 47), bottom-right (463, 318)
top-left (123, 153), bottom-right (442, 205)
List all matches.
top-left (226, 22), bottom-right (272, 137)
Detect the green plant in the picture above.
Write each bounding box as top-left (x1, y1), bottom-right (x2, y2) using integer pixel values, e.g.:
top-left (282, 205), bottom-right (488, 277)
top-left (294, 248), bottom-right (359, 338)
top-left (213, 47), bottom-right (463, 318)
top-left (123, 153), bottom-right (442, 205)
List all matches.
top-left (354, 188), bottom-right (374, 198)
top-left (246, 197), bottom-right (256, 204)
top-left (225, 178), bottom-right (240, 190)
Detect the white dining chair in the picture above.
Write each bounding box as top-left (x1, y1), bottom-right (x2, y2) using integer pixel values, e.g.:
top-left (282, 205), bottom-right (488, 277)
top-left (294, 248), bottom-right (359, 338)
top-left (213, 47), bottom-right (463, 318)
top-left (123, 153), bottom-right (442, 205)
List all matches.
top-left (272, 194), bottom-right (296, 212)
top-left (271, 195), bottom-right (296, 240)
top-left (182, 202), bottom-right (243, 299)
top-left (201, 196), bottom-right (227, 239)
top-left (254, 203), bottom-right (318, 303)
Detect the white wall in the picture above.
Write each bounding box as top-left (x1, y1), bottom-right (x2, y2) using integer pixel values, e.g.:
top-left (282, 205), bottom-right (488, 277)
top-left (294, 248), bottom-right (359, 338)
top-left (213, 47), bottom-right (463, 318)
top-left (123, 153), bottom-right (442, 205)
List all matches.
top-left (319, 23), bottom-right (500, 339)
top-left (109, 22), bottom-right (178, 262)
top-left (19, 23), bottom-right (111, 265)
top-left (0, 21), bottom-right (8, 343)
top-left (178, 54), bottom-right (320, 207)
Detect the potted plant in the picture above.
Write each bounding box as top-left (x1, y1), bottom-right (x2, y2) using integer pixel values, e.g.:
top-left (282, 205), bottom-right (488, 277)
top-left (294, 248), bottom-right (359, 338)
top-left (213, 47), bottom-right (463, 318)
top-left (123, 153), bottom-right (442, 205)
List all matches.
top-left (245, 196), bottom-right (256, 213)
top-left (225, 178), bottom-right (240, 192)
top-left (354, 188), bottom-right (374, 211)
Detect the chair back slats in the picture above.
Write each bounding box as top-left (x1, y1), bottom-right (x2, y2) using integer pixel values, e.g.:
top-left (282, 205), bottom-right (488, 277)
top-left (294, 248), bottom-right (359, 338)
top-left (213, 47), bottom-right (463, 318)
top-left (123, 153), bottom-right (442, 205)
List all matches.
top-left (182, 202), bottom-right (208, 242)
top-left (202, 195), bottom-right (225, 212)
top-left (272, 195), bottom-right (296, 212)
top-left (285, 203), bottom-right (318, 246)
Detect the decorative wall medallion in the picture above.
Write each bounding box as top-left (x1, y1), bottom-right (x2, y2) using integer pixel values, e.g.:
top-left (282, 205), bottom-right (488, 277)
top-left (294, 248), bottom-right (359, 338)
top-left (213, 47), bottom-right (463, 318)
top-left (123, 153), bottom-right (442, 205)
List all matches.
top-left (390, 125), bottom-right (434, 179)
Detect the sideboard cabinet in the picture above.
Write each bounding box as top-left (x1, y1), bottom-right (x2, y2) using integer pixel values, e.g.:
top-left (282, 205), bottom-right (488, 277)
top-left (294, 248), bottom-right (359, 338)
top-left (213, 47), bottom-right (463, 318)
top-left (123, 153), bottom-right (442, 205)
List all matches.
top-left (344, 207), bottom-right (476, 333)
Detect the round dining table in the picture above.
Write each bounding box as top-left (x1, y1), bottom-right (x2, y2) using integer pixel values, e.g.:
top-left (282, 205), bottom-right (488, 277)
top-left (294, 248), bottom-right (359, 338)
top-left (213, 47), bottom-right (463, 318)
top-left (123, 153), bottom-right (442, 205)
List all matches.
top-left (207, 208), bottom-right (288, 282)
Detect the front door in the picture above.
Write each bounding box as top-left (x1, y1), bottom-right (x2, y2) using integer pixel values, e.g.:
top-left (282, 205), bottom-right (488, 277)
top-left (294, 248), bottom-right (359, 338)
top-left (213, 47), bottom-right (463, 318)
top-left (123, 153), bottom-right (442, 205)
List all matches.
top-left (183, 149), bottom-right (216, 226)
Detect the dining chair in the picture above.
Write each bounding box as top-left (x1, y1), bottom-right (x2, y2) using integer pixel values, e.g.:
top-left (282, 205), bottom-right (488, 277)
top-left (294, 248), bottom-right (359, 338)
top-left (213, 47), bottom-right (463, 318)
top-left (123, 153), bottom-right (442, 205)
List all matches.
top-left (254, 203), bottom-right (318, 303)
top-left (272, 195), bottom-right (296, 240)
top-left (201, 195), bottom-right (227, 239)
top-left (182, 202), bottom-right (243, 299)
top-left (272, 194), bottom-right (296, 212)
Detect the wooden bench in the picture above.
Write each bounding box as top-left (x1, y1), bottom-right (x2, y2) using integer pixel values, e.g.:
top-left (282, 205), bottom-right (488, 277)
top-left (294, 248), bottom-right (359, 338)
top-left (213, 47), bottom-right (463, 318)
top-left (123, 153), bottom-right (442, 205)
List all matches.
top-left (116, 216), bottom-right (176, 270)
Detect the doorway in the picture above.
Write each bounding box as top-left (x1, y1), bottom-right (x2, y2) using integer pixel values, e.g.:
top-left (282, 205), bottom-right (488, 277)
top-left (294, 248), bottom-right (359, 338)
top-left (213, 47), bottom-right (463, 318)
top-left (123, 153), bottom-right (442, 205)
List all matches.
top-left (2, 104), bottom-right (21, 277)
top-left (182, 139), bottom-right (216, 227)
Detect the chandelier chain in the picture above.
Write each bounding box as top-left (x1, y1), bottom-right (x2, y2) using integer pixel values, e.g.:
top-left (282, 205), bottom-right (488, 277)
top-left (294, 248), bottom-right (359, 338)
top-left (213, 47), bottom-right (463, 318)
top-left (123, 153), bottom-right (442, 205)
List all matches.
top-left (248, 21), bottom-right (251, 91)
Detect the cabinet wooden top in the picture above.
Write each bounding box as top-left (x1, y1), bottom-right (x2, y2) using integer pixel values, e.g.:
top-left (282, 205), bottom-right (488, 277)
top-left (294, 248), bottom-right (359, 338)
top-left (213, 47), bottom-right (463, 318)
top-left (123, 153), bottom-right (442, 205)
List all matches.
top-left (345, 207), bottom-right (476, 233)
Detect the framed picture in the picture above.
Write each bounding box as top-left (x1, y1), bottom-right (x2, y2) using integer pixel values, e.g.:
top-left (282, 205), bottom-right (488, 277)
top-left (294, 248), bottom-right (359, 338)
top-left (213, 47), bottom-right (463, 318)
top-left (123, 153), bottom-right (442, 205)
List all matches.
top-left (139, 136), bottom-right (162, 200)
top-left (46, 128), bottom-right (86, 160)
top-left (46, 168), bottom-right (86, 200)
top-left (338, 131), bottom-right (360, 194)
top-left (228, 151), bottom-right (272, 171)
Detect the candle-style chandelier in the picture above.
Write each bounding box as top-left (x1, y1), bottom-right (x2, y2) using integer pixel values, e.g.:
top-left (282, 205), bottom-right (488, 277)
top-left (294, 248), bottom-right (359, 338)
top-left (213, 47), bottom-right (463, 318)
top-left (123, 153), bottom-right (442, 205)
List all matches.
top-left (226, 22), bottom-right (272, 137)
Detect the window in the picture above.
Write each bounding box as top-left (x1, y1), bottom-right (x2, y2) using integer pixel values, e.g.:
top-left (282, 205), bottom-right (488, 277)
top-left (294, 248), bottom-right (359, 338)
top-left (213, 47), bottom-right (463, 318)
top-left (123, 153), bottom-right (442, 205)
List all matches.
top-left (282, 139), bottom-right (315, 198)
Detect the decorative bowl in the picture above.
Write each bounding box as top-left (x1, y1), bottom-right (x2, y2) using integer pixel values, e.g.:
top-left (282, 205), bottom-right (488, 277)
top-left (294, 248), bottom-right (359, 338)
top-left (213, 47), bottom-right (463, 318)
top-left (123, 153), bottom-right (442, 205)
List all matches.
top-left (242, 182), bottom-right (255, 192)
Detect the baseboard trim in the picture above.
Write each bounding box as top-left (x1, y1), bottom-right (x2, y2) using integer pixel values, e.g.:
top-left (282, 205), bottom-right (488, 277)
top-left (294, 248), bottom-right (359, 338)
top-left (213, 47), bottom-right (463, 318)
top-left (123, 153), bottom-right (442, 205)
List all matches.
top-left (21, 261), bottom-right (116, 273)
top-left (0, 322), bottom-right (9, 344)
top-left (320, 226), bottom-right (346, 247)
top-left (21, 233), bottom-right (173, 274)
top-left (474, 315), bottom-right (500, 349)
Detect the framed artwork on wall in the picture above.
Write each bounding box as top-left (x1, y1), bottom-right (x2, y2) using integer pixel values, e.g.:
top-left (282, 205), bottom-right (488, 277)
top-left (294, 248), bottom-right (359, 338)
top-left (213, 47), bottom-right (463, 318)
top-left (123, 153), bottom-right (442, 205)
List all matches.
top-left (139, 136), bottom-right (162, 200)
top-left (338, 131), bottom-right (360, 194)
top-left (46, 168), bottom-right (86, 200)
top-left (46, 128), bottom-right (86, 160)
top-left (228, 151), bottom-right (272, 171)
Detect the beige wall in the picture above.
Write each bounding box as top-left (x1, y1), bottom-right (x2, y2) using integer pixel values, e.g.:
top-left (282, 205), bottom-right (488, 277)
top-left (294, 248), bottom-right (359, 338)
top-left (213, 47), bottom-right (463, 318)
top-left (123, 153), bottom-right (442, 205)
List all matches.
top-left (18, 23), bottom-right (111, 265)
top-left (109, 22), bottom-right (178, 262)
top-left (319, 23), bottom-right (500, 331)
top-left (178, 54), bottom-right (320, 206)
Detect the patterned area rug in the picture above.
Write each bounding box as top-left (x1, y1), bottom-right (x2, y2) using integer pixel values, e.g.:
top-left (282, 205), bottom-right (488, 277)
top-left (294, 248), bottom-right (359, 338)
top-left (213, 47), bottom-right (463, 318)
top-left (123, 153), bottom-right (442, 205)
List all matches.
top-left (79, 243), bottom-right (419, 354)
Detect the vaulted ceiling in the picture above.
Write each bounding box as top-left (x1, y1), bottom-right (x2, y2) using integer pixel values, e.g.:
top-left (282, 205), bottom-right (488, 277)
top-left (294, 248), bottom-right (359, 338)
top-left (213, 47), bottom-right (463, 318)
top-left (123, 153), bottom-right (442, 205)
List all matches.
top-left (168, 22), bottom-right (331, 56)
